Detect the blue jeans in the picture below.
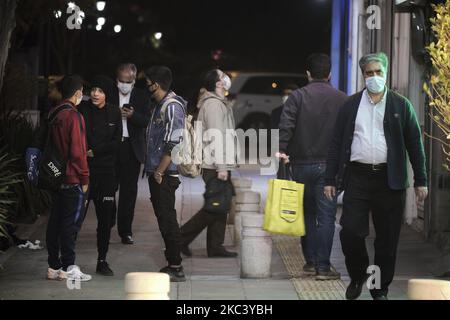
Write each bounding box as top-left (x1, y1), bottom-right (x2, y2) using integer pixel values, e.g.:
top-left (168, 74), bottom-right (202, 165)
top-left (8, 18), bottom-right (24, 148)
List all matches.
top-left (291, 164), bottom-right (337, 272)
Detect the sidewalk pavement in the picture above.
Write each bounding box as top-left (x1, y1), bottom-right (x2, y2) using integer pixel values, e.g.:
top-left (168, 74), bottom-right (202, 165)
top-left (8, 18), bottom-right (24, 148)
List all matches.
top-left (0, 165), bottom-right (443, 300)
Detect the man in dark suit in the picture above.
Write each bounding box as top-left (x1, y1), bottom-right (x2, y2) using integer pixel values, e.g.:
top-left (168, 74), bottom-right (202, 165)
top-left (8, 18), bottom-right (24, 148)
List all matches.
top-left (110, 63), bottom-right (151, 244)
top-left (324, 52), bottom-right (428, 300)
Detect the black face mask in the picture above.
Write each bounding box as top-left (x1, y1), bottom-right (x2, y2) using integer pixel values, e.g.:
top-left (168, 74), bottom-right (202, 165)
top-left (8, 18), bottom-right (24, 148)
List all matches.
top-left (147, 80), bottom-right (158, 97)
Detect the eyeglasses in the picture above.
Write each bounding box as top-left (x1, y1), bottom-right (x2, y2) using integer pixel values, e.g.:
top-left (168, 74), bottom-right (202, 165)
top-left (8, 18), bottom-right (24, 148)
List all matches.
top-left (146, 79), bottom-right (155, 87)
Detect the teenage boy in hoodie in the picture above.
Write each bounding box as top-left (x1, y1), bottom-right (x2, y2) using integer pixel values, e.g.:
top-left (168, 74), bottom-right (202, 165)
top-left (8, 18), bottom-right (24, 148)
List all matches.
top-left (144, 66), bottom-right (187, 282)
top-left (45, 75), bottom-right (91, 282)
top-left (78, 75), bottom-right (122, 276)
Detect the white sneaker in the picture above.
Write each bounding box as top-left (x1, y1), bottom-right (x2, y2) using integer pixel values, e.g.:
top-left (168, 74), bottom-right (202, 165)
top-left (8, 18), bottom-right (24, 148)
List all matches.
top-left (47, 268), bottom-right (63, 280)
top-left (61, 265), bottom-right (92, 282)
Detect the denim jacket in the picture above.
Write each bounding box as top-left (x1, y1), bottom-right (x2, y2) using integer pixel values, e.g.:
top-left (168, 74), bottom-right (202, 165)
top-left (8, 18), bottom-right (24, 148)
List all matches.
top-left (145, 92), bottom-right (186, 174)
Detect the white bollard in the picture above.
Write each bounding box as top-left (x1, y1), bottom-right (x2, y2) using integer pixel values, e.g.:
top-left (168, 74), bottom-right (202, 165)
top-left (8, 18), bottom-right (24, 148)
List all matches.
top-left (407, 279), bottom-right (450, 300)
top-left (125, 272), bottom-right (170, 300)
top-left (233, 191), bottom-right (261, 245)
top-left (240, 213), bottom-right (272, 279)
top-left (231, 177), bottom-right (252, 189)
top-left (235, 209), bottom-right (260, 246)
top-left (235, 191), bottom-right (261, 205)
top-left (228, 178), bottom-right (253, 225)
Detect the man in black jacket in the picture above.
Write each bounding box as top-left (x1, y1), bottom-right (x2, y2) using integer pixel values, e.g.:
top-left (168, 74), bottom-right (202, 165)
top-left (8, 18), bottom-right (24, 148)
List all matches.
top-left (278, 54), bottom-right (348, 281)
top-left (110, 63), bottom-right (151, 245)
top-left (79, 75), bottom-right (122, 276)
top-left (324, 52), bottom-right (428, 300)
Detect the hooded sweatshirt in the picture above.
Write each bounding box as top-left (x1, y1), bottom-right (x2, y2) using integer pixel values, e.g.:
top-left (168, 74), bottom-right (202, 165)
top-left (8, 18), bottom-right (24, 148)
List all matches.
top-left (197, 91), bottom-right (238, 171)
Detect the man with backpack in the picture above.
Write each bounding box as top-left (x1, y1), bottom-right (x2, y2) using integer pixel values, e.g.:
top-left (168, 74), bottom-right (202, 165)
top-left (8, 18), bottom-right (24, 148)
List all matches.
top-left (144, 66), bottom-right (187, 282)
top-left (179, 69), bottom-right (238, 258)
top-left (43, 75), bottom-right (91, 282)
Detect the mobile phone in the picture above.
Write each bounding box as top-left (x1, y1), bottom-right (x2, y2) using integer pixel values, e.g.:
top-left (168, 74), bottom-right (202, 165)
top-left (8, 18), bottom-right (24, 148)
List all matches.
top-left (122, 103), bottom-right (132, 110)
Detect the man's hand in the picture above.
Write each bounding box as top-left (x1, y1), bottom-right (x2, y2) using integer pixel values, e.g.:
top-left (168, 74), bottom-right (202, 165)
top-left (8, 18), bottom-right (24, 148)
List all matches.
top-left (218, 171), bottom-right (228, 181)
top-left (87, 150), bottom-right (94, 158)
top-left (324, 186), bottom-right (336, 201)
top-left (154, 171), bottom-right (163, 185)
top-left (82, 184), bottom-right (89, 194)
top-left (121, 106), bottom-right (134, 119)
top-left (415, 186), bottom-right (428, 202)
top-left (275, 152), bottom-right (290, 164)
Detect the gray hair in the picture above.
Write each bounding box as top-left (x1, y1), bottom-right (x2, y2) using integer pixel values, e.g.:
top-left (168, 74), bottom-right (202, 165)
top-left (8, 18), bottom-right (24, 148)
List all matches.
top-left (117, 63), bottom-right (137, 78)
top-left (359, 52), bottom-right (389, 74)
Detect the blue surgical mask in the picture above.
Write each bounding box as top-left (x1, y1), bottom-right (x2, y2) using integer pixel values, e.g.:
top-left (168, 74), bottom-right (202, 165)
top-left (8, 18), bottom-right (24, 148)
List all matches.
top-left (365, 75), bottom-right (386, 94)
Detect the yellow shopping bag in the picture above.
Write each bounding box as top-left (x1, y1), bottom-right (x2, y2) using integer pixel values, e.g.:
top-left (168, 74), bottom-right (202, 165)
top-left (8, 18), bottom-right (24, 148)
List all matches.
top-left (263, 177), bottom-right (305, 237)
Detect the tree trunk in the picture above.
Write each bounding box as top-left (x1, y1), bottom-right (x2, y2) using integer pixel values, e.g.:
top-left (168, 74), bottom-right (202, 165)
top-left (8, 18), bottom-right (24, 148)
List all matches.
top-left (0, 0), bottom-right (17, 94)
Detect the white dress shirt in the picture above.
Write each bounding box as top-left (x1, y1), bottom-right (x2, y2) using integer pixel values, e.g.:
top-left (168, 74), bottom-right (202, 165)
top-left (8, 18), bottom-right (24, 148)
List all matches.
top-left (119, 92), bottom-right (130, 138)
top-left (350, 89), bottom-right (388, 164)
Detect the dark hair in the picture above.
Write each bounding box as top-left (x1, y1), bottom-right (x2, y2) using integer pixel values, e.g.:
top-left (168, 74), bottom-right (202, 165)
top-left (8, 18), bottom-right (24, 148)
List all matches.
top-left (306, 54), bottom-right (331, 80)
top-left (90, 75), bottom-right (114, 98)
top-left (202, 69), bottom-right (220, 92)
top-left (144, 66), bottom-right (173, 91)
top-left (60, 75), bottom-right (83, 100)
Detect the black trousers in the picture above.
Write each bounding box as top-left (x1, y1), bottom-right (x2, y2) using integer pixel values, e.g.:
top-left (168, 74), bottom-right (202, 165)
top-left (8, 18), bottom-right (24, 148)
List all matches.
top-left (180, 169), bottom-right (230, 255)
top-left (148, 175), bottom-right (182, 266)
top-left (116, 139), bottom-right (141, 238)
top-left (340, 164), bottom-right (406, 298)
top-left (47, 184), bottom-right (86, 270)
top-left (87, 170), bottom-right (116, 261)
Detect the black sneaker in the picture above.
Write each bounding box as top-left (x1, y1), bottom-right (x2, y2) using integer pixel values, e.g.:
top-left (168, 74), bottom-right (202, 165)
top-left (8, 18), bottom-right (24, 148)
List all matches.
top-left (159, 266), bottom-right (186, 282)
top-left (96, 260), bottom-right (114, 276)
top-left (208, 250), bottom-right (238, 258)
top-left (303, 263), bottom-right (316, 274)
top-left (315, 267), bottom-right (341, 281)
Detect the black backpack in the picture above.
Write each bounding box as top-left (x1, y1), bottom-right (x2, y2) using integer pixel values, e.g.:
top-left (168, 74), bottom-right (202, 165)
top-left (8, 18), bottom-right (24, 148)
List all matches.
top-left (37, 104), bottom-right (80, 192)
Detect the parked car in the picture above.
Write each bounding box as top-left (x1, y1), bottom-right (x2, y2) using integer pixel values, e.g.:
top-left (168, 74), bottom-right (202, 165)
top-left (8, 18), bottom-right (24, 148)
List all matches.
top-left (227, 73), bottom-right (308, 130)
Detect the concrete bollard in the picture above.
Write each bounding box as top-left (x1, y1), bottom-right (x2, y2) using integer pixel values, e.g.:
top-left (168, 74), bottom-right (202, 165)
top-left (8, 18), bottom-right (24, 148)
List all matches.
top-left (407, 279), bottom-right (450, 300)
top-left (234, 191), bottom-right (261, 246)
top-left (228, 178), bottom-right (253, 225)
top-left (231, 177), bottom-right (253, 189)
top-left (240, 213), bottom-right (272, 279)
top-left (125, 272), bottom-right (170, 300)
top-left (235, 191), bottom-right (261, 205)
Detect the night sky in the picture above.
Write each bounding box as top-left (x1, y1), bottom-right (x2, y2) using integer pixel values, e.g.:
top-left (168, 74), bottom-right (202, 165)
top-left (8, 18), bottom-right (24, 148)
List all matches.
top-left (13, 0), bottom-right (332, 98)
top-left (115, 0), bottom-right (333, 72)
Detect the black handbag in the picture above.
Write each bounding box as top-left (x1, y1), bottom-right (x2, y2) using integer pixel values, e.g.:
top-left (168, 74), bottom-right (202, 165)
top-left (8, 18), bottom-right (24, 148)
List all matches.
top-left (203, 178), bottom-right (233, 215)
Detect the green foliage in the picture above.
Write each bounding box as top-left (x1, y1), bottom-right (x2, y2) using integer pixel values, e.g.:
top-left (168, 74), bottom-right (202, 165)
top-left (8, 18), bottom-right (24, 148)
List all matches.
top-left (0, 147), bottom-right (22, 238)
top-left (424, 0), bottom-right (450, 171)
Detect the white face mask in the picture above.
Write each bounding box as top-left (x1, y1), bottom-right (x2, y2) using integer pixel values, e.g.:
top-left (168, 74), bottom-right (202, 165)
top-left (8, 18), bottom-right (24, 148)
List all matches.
top-left (282, 95), bottom-right (289, 104)
top-left (221, 75), bottom-right (232, 91)
top-left (117, 81), bottom-right (134, 95)
top-left (365, 75), bottom-right (386, 94)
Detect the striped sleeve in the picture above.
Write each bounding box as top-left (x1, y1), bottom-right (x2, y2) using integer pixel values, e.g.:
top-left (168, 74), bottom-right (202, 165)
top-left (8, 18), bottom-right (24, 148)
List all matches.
top-left (163, 102), bottom-right (185, 155)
